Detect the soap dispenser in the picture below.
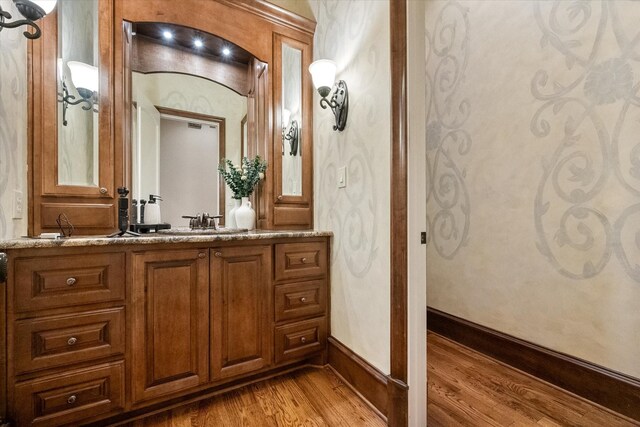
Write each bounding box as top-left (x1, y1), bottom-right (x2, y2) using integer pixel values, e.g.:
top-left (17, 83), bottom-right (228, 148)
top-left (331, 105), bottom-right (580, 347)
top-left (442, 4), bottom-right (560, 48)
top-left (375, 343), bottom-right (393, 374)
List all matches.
top-left (145, 195), bottom-right (162, 224)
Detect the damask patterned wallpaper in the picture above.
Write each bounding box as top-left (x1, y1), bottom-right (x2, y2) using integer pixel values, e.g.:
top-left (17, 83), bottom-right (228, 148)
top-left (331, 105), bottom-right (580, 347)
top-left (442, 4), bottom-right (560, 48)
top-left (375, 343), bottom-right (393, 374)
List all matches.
top-left (426, 0), bottom-right (640, 378)
top-left (310, 0), bottom-right (391, 373)
top-left (0, 0), bottom-right (28, 239)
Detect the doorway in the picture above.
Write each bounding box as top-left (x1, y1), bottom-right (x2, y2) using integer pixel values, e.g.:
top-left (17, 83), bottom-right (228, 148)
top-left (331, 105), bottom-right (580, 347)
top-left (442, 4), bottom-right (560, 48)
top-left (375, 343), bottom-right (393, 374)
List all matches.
top-left (158, 114), bottom-right (221, 227)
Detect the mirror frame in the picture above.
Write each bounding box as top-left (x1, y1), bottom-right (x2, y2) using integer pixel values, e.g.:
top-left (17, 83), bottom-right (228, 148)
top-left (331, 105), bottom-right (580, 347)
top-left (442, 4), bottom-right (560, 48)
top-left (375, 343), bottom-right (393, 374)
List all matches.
top-left (27, 0), bottom-right (317, 235)
top-left (116, 0), bottom-right (316, 230)
top-left (273, 34), bottom-right (313, 214)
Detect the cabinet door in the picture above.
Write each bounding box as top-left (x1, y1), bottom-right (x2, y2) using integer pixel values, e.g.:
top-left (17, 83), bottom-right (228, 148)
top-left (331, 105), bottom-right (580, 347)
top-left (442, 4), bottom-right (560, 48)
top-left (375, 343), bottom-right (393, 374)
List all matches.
top-left (131, 249), bottom-right (209, 403)
top-left (211, 246), bottom-right (271, 379)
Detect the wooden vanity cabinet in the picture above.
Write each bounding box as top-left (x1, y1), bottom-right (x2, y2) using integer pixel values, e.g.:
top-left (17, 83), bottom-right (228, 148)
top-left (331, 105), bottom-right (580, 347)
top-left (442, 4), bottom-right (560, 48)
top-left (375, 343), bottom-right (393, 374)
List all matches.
top-left (2, 236), bottom-right (329, 426)
top-left (130, 249), bottom-right (210, 404)
top-left (211, 245), bottom-right (271, 379)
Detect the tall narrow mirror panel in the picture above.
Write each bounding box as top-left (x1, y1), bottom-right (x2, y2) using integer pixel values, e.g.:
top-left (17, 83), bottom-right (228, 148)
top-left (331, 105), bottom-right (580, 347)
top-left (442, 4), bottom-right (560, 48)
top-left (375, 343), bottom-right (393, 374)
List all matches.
top-left (57, 0), bottom-right (100, 187)
top-left (281, 44), bottom-right (302, 196)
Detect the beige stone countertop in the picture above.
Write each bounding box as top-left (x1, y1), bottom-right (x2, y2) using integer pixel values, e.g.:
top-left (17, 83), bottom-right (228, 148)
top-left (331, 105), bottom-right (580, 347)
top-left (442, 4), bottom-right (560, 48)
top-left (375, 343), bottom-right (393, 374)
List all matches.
top-left (0, 230), bottom-right (333, 250)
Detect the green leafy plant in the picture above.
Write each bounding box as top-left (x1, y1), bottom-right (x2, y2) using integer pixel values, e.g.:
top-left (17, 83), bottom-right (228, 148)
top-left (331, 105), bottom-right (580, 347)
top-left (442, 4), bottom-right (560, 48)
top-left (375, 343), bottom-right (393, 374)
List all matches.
top-left (218, 155), bottom-right (267, 199)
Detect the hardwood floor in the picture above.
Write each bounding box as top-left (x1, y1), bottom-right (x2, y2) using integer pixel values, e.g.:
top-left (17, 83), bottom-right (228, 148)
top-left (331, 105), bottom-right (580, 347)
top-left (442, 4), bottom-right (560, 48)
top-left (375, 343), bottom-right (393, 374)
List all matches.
top-left (122, 367), bottom-right (386, 427)
top-left (428, 332), bottom-right (639, 427)
top-left (121, 333), bottom-right (638, 427)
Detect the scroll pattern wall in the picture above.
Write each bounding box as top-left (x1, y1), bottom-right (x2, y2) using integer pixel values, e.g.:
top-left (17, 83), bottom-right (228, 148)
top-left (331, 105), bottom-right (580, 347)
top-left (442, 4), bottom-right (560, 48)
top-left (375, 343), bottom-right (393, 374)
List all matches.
top-left (425, 1), bottom-right (472, 260)
top-left (532, 1), bottom-right (640, 282)
top-left (311, 0), bottom-right (391, 373)
top-left (426, 0), bottom-right (640, 379)
top-left (0, 0), bottom-right (27, 239)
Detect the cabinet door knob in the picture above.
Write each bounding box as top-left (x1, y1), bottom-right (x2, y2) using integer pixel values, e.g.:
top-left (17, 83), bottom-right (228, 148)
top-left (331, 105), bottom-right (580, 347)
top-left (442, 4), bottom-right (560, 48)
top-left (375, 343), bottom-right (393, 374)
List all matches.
top-left (66, 277), bottom-right (77, 286)
top-left (99, 187), bottom-right (108, 194)
top-left (214, 252), bottom-right (222, 257)
top-left (301, 257), bottom-right (307, 263)
top-left (67, 337), bottom-right (77, 346)
top-left (300, 337), bottom-right (307, 343)
top-left (198, 252), bottom-right (206, 259)
top-left (67, 395), bottom-right (77, 404)
top-left (277, 195), bottom-right (283, 201)
top-left (300, 297), bottom-right (307, 303)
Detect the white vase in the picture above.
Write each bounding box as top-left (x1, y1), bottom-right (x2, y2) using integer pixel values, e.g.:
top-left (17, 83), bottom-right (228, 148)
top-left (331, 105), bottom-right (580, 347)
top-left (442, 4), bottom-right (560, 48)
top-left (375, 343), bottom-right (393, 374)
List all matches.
top-left (228, 199), bottom-right (240, 228)
top-left (235, 197), bottom-right (256, 230)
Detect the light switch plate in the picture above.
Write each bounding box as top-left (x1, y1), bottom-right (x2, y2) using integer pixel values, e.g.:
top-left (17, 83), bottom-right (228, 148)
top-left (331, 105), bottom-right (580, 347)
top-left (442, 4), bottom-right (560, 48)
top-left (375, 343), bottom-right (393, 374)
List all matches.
top-left (13, 190), bottom-right (23, 219)
top-left (337, 166), bottom-right (347, 188)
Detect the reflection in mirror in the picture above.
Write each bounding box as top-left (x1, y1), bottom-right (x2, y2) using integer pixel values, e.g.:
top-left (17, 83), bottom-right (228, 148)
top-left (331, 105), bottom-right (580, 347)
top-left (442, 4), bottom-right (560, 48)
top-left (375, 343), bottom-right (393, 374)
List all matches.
top-left (57, 0), bottom-right (99, 187)
top-left (281, 44), bottom-right (302, 196)
top-left (130, 23), bottom-right (257, 227)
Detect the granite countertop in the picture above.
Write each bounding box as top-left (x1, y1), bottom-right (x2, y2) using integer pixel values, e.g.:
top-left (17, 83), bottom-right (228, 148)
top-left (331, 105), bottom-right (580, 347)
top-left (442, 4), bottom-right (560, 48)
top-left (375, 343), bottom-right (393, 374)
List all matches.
top-left (0, 230), bottom-right (332, 250)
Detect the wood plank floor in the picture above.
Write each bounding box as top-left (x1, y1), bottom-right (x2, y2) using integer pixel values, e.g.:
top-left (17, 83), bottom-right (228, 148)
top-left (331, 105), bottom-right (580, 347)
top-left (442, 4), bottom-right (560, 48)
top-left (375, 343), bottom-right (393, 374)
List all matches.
top-left (122, 367), bottom-right (386, 427)
top-left (428, 332), bottom-right (640, 427)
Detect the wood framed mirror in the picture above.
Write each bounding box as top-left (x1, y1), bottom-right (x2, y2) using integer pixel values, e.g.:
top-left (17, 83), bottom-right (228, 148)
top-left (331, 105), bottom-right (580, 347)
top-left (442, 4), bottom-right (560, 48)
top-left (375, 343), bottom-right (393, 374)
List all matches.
top-left (29, 0), bottom-right (118, 236)
top-left (28, 0), bottom-right (316, 235)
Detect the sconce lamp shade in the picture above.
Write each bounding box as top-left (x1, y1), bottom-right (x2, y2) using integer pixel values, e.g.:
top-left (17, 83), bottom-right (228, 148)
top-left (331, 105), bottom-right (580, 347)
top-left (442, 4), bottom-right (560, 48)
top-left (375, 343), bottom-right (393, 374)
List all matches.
top-left (282, 108), bottom-right (291, 129)
top-left (0, 0), bottom-right (56, 39)
top-left (309, 59), bottom-right (336, 97)
top-left (67, 61), bottom-right (99, 97)
top-left (57, 57), bottom-right (63, 80)
top-left (30, 0), bottom-right (57, 15)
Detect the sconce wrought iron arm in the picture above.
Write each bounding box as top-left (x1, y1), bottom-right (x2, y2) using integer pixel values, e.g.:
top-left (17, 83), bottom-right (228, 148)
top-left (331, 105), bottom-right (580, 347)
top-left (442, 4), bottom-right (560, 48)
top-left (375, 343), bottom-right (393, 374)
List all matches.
top-left (58, 81), bottom-right (95, 126)
top-left (319, 80), bottom-right (348, 132)
top-left (283, 119), bottom-right (299, 156)
top-left (0, 7), bottom-right (41, 39)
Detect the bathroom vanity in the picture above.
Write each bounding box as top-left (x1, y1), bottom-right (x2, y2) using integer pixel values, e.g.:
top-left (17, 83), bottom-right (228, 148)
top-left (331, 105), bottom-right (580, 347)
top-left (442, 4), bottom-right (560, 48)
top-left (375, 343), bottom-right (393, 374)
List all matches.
top-left (0, 1), bottom-right (332, 425)
top-left (0, 232), bottom-right (330, 426)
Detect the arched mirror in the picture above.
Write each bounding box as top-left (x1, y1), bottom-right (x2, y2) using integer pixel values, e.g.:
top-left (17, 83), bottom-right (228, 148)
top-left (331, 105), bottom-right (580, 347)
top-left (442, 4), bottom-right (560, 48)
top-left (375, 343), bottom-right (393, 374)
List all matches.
top-left (128, 23), bottom-right (265, 229)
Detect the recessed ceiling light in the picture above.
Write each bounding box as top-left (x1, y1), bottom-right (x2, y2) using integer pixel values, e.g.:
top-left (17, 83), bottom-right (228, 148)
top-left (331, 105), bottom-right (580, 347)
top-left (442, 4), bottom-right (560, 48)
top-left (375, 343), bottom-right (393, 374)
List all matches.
top-left (222, 47), bottom-right (231, 56)
top-left (194, 39), bottom-right (204, 48)
top-left (162, 30), bottom-right (173, 40)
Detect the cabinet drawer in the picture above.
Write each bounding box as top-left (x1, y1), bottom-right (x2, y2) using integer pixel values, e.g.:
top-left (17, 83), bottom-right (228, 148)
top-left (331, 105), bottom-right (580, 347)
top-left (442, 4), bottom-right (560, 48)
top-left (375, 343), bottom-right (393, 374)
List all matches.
top-left (275, 242), bottom-right (327, 281)
top-left (14, 253), bottom-right (125, 312)
top-left (275, 317), bottom-right (327, 363)
top-left (275, 280), bottom-right (326, 322)
top-left (14, 308), bottom-right (125, 375)
top-left (14, 361), bottom-right (124, 427)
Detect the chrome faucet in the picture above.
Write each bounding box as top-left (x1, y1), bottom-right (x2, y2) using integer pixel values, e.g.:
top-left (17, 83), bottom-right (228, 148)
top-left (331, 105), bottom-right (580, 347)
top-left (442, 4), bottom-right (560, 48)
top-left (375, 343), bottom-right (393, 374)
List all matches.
top-left (181, 213), bottom-right (223, 230)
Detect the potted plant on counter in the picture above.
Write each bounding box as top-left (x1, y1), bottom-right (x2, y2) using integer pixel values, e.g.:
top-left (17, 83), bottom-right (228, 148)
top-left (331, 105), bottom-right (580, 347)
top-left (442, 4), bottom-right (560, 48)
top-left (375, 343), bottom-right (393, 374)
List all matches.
top-left (218, 156), bottom-right (267, 230)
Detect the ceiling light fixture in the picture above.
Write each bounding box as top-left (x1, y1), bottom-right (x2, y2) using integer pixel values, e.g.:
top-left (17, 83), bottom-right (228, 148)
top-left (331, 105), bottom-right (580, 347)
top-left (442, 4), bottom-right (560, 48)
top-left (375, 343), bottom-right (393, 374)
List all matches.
top-left (309, 59), bottom-right (348, 132)
top-left (0, 0), bottom-right (57, 40)
top-left (194, 38), bottom-right (203, 48)
top-left (222, 47), bottom-right (231, 56)
top-left (162, 30), bottom-right (172, 40)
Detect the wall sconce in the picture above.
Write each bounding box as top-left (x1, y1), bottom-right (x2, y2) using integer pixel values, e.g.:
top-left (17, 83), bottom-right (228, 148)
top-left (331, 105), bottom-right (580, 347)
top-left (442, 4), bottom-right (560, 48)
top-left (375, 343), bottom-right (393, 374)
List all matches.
top-left (58, 61), bottom-right (99, 126)
top-left (0, 0), bottom-right (57, 40)
top-left (281, 109), bottom-right (300, 156)
top-left (309, 59), bottom-right (348, 132)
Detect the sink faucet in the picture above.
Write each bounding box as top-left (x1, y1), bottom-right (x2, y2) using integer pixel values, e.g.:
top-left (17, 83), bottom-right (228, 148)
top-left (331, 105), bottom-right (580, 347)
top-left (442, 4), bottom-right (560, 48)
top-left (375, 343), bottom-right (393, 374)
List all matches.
top-left (182, 213), bottom-right (223, 230)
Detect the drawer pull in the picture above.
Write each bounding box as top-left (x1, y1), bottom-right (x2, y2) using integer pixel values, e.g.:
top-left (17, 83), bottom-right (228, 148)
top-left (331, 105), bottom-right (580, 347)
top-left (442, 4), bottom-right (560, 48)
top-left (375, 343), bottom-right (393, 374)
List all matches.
top-left (214, 252), bottom-right (222, 257)
top-left (66, 277), bottom-right (77, 286)
top-left (300, 297), bottom-right (307, 303)
top-left (301, 257), bottom-right (307, 263)
top-left (198, 252), bottom-right (206, 259)
top-left (300, 337), bottom-right (307, 343)
top-left (67, 394), bottom-right (77, 404)
top-left (67, 337), bottom-right (78, 346)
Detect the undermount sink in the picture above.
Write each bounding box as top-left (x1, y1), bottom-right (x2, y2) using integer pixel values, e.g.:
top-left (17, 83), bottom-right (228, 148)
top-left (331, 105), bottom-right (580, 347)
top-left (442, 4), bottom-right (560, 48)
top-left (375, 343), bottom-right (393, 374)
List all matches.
top-left (156, 227), bottom-right (248, 236)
